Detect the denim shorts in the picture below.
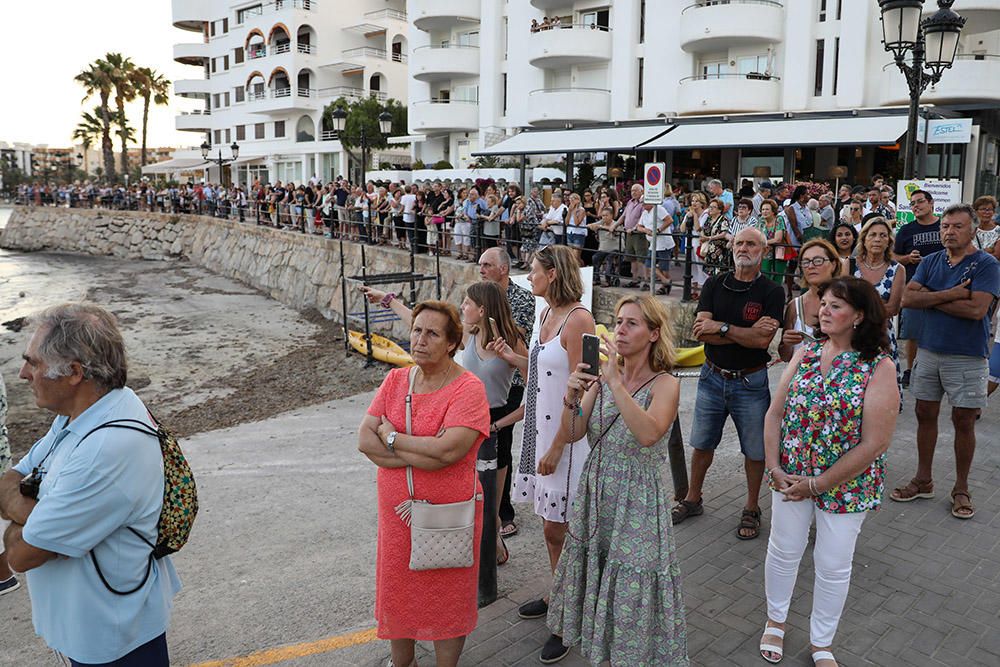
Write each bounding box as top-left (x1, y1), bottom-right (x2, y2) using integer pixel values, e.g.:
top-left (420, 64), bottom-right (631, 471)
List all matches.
top-left (910, 349), bottom-right (989, 409)
top-left (689, 364), bottom-right (770, 461)
top-left (898, 308), bottom-right (924, 341)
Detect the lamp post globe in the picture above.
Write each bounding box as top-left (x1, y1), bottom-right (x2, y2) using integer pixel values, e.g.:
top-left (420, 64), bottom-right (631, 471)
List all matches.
top-left (921, 0), bottom-right (966, 77)
top-left (200, 141), bottom-right (210, 160)
top-left (878, 0), bottom-right (925, 60)
top-left (378, 111), bottom-right (393, 136)
top-left (330, 107), bottom-right (347, 133)
top-left (230, 141), bottom-right (240, 160)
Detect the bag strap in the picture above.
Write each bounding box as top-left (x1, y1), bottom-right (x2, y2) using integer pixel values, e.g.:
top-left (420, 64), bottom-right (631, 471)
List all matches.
top-left (589, 373), bottom-right (665, 449)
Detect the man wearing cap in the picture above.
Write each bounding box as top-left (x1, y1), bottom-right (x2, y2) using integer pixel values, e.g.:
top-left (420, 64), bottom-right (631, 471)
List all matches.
top-left (752, 181), bottom-right (773, 218)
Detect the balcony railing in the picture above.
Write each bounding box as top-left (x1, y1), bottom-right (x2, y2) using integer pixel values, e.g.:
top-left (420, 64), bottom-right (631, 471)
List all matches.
top-left (364, 8), bottom-right (406, 21)
top-left (321, 130), bottom-right (338, 141)
top-left (317, 86), bottom-right (388, 101)
top-left (418, 97), bottom-right (479, 105)
top-left (179, 109), bottom-right (212, 116)
top-left (297, 87), bottom-right (314, 98)
top-left (681, 0), bottom-right (783, 12)
top-left (343, 46), bottom-right (387, 60)
top-left (235, 0), bottom-right (318, 25)
top-left (272, 42), bottom-right (291, 55)
top-left (297, 42), bottom-right (315, 54)
top-left (273, 87), bottom-right (292, 98)
top-left (248, 45), bottom-right (267, 59)
top-left (248, 89), bottom-right (267, 101)
top-left (529, 22), bottom-right (611, 33)
top-left (392, 51), bottom-right (407, 63)
top-left (680, 72), bottom-right (781, 82)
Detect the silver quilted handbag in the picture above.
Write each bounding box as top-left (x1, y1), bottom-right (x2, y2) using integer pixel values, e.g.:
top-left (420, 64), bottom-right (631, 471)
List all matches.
top-left (394, 368), bottom-right (479, 571)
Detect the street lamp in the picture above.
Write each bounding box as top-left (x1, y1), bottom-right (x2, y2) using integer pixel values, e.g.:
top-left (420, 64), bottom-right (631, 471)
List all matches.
top-left (879, 0), bottom-right (965, 180)
top-left (329, 107), bottom-right (393, 188)
top-left (200, 141), bottom-right (240, 184)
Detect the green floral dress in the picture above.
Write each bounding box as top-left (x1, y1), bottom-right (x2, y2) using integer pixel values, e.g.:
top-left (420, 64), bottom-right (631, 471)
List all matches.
top-left (770, 342), bottom-right (889, 513)
top-left (547, 380), bottom-right (688, 666)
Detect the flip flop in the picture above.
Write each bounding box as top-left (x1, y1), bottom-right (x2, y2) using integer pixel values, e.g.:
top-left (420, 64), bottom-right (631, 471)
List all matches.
top-left (500, 521), bottom-right (519, 538)
top-left (497, 537), bottom-right (510, 566)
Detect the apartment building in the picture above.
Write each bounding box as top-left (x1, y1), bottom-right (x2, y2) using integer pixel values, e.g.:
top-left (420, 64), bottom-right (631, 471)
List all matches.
top-left (407, 0), bottom-right (1000, 195)
top-left (163, 0), bottom-right (410, 185)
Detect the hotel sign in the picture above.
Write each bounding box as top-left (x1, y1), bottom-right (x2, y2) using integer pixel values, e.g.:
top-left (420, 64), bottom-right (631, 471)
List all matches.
top-left (917, 118), bottom-right (973, 144)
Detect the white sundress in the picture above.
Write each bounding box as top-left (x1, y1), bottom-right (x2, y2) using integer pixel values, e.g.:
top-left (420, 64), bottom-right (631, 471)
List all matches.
top-left (513, 307), bottom-right (590, 523)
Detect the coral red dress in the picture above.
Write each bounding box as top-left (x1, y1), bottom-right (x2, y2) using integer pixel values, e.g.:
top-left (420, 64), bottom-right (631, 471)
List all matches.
top-left (368, 368), bottom-right (490, 640)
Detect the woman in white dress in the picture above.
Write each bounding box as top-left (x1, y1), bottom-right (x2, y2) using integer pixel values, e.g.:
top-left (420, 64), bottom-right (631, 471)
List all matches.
top-left (681, 192), bottom-right (708, 296)
top-left (494, 244), bottom-right (594, 660)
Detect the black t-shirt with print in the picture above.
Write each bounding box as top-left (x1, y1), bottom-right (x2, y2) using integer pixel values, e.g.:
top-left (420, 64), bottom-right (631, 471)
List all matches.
top-left (894, 217), bottom-right (943, 283)
top-left (697, 273), bottom-right (785, 370)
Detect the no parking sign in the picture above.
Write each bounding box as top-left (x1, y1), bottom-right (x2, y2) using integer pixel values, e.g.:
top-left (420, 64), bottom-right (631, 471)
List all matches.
top-left (644, 162), bottom-right (664, 204)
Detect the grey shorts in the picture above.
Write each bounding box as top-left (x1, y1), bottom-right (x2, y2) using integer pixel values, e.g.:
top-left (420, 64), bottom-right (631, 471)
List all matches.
top-left (898, 308), bottom-right (924, 341)
top-left (624, 232), bottom-right (649, 262)
top-left (910, 349), bottom-right (989, 409)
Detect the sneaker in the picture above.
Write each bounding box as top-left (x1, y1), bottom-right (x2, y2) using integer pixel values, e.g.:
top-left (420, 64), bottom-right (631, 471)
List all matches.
top-left (518, 598), bottom-right (549, 619)
top-left (540, 634), bottom-right (570, 664)
top-left (901, 369), bottom-right (911, 388)
top-left (0, 576), bottom-right (20, 596)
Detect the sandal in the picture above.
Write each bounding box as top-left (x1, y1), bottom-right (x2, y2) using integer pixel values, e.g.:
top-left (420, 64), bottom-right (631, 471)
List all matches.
top-left (889, 478), bottom-right (934, 502)
top-left (500, 521), bottom-right (519, 538)
top-left (671, 499), bottom-right (703, 524)
top-left (811, 648), bottom-right (837, 666)
top-left (497, 537), bottom-right (510, 566)
top-left (951, 490), bottom-right (975, 519)
top-left (759, 623), bottom-right (785, 664)
top-left (737, 508), bottom-right (762, 540)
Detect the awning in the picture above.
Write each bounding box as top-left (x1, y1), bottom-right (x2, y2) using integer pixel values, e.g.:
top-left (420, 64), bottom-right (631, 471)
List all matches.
top-left (233, 155), bottom-right (266, 165)
top-left (141, 158), bottom-right (209, 174)
top-left (475, 124), bottom-right (672, 157)
top-left (637, 115), bottom-right (910, 150)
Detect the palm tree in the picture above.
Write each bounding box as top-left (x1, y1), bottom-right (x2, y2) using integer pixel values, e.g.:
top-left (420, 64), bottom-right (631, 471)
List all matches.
top-left (74, 61), bottom-right (117, 182)
top-left (132, 67), bottom-right (172, 167)
top-left (72, 107), bottom-right (104, 175)
top-left (105, 53), bottom-right (136, 174)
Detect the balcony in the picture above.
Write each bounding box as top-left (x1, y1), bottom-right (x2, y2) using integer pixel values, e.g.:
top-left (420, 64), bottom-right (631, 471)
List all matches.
top-left (677, 74), bottom-right (780, 115)
top-left (412, 0), bottom-right (481, 32)
top-left (172, 0), bottom-right (211, 32)
top-left (411, 99), bottom-right (479, 133)
top-left (530, 0), bottom-right (570, 9)
top-left (175, 110), bottom-right (211, 132)
top-left (925, 1), bottom-right (1000, 34)
top-left (879, 55), bottom-right (1000, 106)
top-left (412, 45), bottom-right (479, 82)
top-left (527, 24), bottom-right (612, 69)
top-left (173, 42), bottom-right (209, 66)
top-left (247, 87), bottom-right (319, 115)
top-left (174, 79), bottom-right (212, 98)
top-left (679, 0), bottom-right (784, 53)
top-left (525, 88), bottom-right (611, 127)
top-left (318, 86), bottom-right (388, 102)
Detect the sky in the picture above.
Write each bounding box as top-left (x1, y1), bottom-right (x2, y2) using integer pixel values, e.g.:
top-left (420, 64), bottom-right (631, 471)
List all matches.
top-left (0, 1), bottom-right (200, 149)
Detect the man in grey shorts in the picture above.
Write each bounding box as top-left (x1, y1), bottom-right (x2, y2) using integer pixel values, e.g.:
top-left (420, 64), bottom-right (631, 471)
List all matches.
top-left (890, 204), bottom-right (1000, 519)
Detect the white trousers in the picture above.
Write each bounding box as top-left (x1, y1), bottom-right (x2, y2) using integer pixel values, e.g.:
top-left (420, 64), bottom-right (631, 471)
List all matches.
top-left (764, 491), bottom-right (866, 647)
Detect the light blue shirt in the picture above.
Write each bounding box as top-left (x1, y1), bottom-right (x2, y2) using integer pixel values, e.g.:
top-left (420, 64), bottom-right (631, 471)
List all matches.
top-left (462, 198), bottom-right (488, 221)
top-left (719, 189), bottom-right (734, 220)
top-left (14, 388), bottom-right (181, 664)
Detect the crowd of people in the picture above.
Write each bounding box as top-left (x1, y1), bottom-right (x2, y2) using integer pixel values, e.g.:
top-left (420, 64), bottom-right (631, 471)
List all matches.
top-left (1, 179), bottom-right (999, 666)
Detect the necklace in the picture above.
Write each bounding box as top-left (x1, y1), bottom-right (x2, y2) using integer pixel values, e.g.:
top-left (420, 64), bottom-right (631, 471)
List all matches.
top-left (418, 365), bottom-right (453, 394)
top-left (721, 272), bottom-right (761, 293)
top-left (862, 258), bottom-right (887, 271)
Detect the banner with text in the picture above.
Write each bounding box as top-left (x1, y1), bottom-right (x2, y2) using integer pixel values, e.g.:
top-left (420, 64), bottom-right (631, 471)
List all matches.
top-left (895, 179), bottom-right (964, 228)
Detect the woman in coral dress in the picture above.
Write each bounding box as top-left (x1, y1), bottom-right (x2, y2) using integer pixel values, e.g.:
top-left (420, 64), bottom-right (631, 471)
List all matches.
top-left (359, 301), bottom-right (490, 667)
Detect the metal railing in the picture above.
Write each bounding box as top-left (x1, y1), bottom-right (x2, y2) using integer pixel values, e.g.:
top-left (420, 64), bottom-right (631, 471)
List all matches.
top-left (317, 86), bottom-right (387, 101)
top-left (528, 87), bottom-right (611, 95)
top-left (343, 46), bottom-right (387, 60)
top-left (391, 51), bottom-right (407, 63)
top-left (272, 42), bottom-right (291, 55)
top-left (679, 72), bottom-right (781, 83)
top-left (297, 42), bottom-right (315, 54)
top-left (413, 43), bottom-right (480, 52)
top-left (297, 87), bottom-right (314, 98)
top-left (681, 0), bottom-right (783, 12)
top-left (248, 89), bottom-right (267, 101)
top-left (235, 0), bottom-right (317, 24)
top-left (179, 109), bottom-right (212, 115)
top-left (416, 98), bottom-right (479, 105)
top-left (273, 87), bottom-right (292, 98)
top-left (364, 8), bottom-right (406, 21)
top-left (530, 22), bottom-right (612, 32)
top-left (321, 130), bottom-right (338, 141)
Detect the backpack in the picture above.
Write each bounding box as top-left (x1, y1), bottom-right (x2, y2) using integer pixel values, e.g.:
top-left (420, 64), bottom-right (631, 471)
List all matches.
top-left (77, 416), bottom-right (198, 595)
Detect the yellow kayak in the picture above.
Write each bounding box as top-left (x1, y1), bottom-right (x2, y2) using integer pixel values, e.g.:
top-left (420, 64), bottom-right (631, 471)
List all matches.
top-left (595, 324), bottom-right (705, 368)
top-left (349, 330), bottom-right (415, 367)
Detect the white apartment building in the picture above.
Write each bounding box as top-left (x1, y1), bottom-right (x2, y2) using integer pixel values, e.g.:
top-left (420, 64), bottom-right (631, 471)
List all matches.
top-left (407, 0), bottom-right (1000, 196)
top-left (159, 0), bottom-right (411, 185)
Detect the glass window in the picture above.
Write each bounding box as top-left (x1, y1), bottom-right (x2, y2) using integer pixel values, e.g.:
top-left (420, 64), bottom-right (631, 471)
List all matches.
top-left (214, 130), bottom-right (221, 144)
top-left (225, 129), bottom-right (231, 143)
top-left (637, 58), bottom-right (644, 107)
top-left (235, 86), bottom-right (245, 103)
top-left (639, 0), bottom-right (646, 43)
top-left (814, 39), bottom-right (825, 96)
top-left (819, 0), bottom-right (827, 22)
top-left (701, 61), bottom-right (729, 79)
top-left (236, 125), bottom-right (246, 141)
top-left (254, 123), bottom-right (265, 139)
top-left (737, 56), bottom-right (768, 75)
top-left (456, 31), bottom-right (479, 47)
top-left (234, 47), bottom-right (244, 64)
top-left (224, 92), bottom-right (230, 106)
top-left (295, 115), bottom-right (314, 142)
top-left (832, 38), bottom-right (840, 95)
top-left (275, 121), bottom-right (285, 138)
top-left (453, 85), bottom-right (478, 103)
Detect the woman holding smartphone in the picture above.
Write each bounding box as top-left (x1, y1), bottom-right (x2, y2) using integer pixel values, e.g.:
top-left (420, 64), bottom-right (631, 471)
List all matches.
top-left (546, 295), bottom-right (689, 666)
top-left (779, 239), bottom-right (842, 362)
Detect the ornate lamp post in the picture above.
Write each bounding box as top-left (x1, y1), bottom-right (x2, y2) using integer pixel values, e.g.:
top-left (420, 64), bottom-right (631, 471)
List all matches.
top-left (200, 140), bottom-right (240, 184)
top-left (879, 0), bottom-right (966, 180)
top-left (329, 107), bottom-right (392, 188)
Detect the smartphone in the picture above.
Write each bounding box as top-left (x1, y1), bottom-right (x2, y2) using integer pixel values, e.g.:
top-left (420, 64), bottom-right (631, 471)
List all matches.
top-left (582, 333), bottom-right (601, 376)
top-left (487, 317), bottom-right (498, 340)
top-left (799, 329), bottom-right (818, 343)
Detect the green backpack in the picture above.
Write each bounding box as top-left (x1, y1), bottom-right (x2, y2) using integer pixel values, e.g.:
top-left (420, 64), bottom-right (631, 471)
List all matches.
top-left (79, 416), bottom-right (198, 595)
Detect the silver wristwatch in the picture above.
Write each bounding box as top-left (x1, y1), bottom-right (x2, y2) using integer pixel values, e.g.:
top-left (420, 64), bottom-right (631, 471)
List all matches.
top-left (385, 431), bottom-right (398, 452)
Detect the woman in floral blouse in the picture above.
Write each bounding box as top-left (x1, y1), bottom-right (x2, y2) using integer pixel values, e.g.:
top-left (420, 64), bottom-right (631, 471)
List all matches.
top-left (759, 277), bottom-right (898, 667)
top-left (698, 198), bottom-right (731, 277)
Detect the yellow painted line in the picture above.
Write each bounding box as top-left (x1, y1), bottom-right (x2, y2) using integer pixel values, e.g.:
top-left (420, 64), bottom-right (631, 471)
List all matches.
top-left (189, 627), bottom-right (379, 667)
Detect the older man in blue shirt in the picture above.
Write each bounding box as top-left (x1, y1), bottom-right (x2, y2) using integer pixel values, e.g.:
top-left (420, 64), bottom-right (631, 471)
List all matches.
top-left (0, 304), bottom-right (180, 667)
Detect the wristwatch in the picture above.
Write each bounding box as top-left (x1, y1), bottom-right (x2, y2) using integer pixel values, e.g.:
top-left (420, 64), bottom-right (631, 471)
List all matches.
top-left (385, 431), bottom-right (398, 452)
top-left (719, 323), bottom-right (731, 338)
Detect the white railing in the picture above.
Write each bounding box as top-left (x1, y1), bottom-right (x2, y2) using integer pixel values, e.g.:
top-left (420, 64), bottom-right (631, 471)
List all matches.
top-left (297, 42), bottom-right (315, 54)
top-left (273, 87), bottom-right (292, 98)
top-left (272, 42), bottom-right (291, 55)
top-left (248, 90), bottom-right (267, 101)
top-left (297, 87), bottom-right (314, 98)
top-left (343, 46), bottom-right (387, 60)
top-left (179, 109), bottom-right (212, 115)
top-left (235, 0), bottom-right (317, 24)
top-left (321, 130), bottom-right (338, 141)
top-left (391, 51), bottom-right (407, 63)
top-left (317, 86), bottom-right (387, 101)
top-left (365, 8), bottom-right (406, 21)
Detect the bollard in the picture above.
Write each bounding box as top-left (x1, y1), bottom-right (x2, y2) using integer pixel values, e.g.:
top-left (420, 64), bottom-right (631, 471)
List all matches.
top-left (477, 435), bottom-right (498, 608)
top-left (667, 416), bottom-right (689, 502)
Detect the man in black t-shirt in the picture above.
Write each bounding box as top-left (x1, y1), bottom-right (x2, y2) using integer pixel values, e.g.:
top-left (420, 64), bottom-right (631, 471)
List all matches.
top-left (673, 228), bottom-right (784, 540)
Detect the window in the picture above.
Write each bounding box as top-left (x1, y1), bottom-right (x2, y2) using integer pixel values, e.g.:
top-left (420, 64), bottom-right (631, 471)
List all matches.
top-left (214, 130), bottom-right (222, 144)
top-left (213, 93), bottom-right (221, 108)
top-left (275, 121), bottom-right (286, 138)
top-left (637, 58), bottom-right (644, 107)
top-left (456, 31), bottom-right (479, 47)
top-left (211, 58), bottom-right (217, 74)
top-left (236, 125), bottom-right (246, 141)
top-left (836, 0), bottom-right (843, 20)
top-left (581, 9), bottom-right (610, 29)
top-left (832, 38), bottom-right (840, 95)
top-left (503, 17), bottom-right (508, 60)
top-left (254, 123), bottom-right (265, 139)
top-left (502, 73), bottom-right (508, 116)
top-left (225, 129), bottom-right (231, 143)
top-left (222, 18), bottom-right (228, 33)
top-left (819, 0), bottom-right (827, 22)
top-left (210, 22), bottom-right (216, 37)
top-left (639, 0), bottom-right (646, 43)
top-left (224, 92), bottom-right (230, 106)
top-left (737, 55), bottom-right (768, 75)
top-left (453, 85), bottom-right (478, 103)
top-left (235, 86), bottom-right (245, 103)
top-left (237, 5), bottom-right (262, 24)
top-left (234, 47), bottom-right (244, 64)
top-left (814, 39), bottom-right (825, 96)
top-left (702, 61), bottom-right (729, 79)
top-left (223, 55), bottom-right (229, 70)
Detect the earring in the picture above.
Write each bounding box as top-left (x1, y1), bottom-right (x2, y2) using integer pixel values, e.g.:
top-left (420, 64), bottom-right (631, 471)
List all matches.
top-left (853, 321), bottom-right (859, 329)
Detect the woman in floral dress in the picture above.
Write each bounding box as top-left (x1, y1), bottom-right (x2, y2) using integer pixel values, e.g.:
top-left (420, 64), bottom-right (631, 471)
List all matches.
top-left (546, 295), bottom-right (688, 666)
top-left (698, 198), bottom-right (731, 277)
top-left (853, 217), bottom-right (905, 401)
top-left (759, 277), bottom-right (899, 667)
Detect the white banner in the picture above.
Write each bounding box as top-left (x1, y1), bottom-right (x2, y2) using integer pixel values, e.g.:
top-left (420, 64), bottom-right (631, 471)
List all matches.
top-left (917, 118), bottom-right (973, 144)
top-left (895, 179), bottom-right (964, 226)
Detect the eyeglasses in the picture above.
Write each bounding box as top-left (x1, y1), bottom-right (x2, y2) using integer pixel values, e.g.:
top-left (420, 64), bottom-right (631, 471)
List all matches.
top-left (800, 257), bottom-right (833, 268)
top-left (910, 198), bottom-right (929, 205)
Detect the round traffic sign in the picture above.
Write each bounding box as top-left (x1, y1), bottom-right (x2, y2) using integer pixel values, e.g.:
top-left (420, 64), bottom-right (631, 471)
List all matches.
top-left (646, 165), bottom-right (661, 186)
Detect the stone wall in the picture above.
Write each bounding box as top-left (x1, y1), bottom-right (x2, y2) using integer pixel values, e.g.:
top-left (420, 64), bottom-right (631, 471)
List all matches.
top-left (1, 206), bottom-right (697, 343)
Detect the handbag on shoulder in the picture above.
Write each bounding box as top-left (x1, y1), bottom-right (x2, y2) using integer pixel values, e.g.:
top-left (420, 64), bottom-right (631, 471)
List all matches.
top-left (394, 367), bottom-right (480, 571)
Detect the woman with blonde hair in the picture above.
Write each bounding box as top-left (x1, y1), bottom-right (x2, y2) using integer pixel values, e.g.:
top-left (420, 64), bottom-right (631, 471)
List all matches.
top-left (546, 295), bottom-right (689, 665)
top-left (779, 239), bottom-right (842, 362)
top-left (492, 244), bottom-right (594, 663)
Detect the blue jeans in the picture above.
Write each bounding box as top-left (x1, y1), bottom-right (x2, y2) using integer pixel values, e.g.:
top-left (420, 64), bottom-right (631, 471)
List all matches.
top-left (69, 633), bottom-right (168, 667)
top-left (689, 365), bottom-right (770, 461)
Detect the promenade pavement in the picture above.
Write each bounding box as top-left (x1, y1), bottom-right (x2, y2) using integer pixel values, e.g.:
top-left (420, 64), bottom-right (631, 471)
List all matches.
top-left (0, 365), bottom-right (997, 667)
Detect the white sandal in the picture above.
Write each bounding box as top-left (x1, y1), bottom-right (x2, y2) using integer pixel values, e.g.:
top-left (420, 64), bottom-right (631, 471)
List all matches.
top-left (811, 649), bottom-right (837, 666)
top-left (759, 624), bottom-right (784, 664)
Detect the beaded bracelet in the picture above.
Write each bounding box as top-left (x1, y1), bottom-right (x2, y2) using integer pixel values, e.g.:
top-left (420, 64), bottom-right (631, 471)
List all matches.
top-left (562, 396), bottom-right (582, 415)
top-left (379, 292), bottom-right (397, 309)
